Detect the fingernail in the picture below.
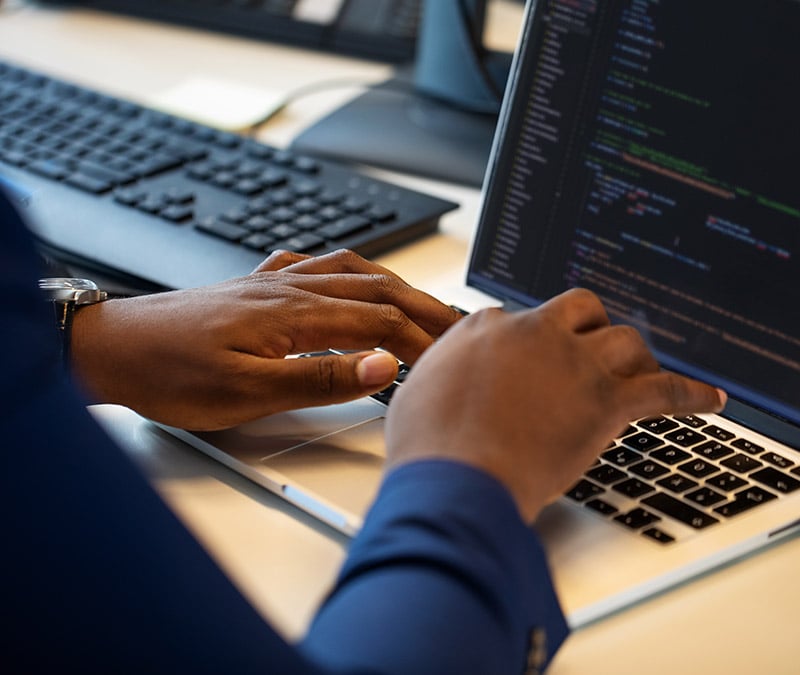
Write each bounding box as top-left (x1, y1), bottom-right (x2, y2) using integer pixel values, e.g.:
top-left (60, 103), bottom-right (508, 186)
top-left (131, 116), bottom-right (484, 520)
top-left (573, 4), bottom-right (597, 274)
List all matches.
top-left (356, 352), bottom-right (397, 387)
top-left (716, 388), bottom-right (728, 409)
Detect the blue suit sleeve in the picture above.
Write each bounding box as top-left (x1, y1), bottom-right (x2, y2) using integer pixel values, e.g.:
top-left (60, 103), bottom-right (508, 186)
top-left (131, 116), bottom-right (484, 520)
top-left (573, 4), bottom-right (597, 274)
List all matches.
top-left (302, 461), bottom-right (569, 674)
top-left (1, 185), bottom-right (568, 674)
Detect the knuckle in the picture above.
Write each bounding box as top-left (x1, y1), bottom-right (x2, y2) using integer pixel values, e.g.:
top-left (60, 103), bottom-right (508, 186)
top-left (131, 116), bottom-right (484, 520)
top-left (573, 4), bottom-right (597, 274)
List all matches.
top-left (370, 272), bottom-right (403, 297)
top-left (308, 355), bottom-right (340, 395)
top-left (376, 303), bottom-right (412, 333)
top-left (326, 248), bottom-right (361, 270)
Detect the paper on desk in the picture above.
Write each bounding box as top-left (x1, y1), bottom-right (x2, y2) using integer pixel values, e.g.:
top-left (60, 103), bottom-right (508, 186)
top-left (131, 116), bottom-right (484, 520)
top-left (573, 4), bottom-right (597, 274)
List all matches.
top-left (147, 76), bottom-right (287, 131)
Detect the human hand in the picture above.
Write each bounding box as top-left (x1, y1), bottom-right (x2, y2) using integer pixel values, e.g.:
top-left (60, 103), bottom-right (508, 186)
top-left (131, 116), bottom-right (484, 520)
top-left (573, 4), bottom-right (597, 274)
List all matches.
top-left (384, 288), bottom-right (726, 523)
top-left (71, 249), bottom-right (462, 430)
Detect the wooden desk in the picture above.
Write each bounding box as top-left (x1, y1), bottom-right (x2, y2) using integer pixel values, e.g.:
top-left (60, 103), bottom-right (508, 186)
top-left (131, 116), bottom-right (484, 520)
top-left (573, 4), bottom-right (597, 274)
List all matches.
top-left (2, 4), bottom-right (798, 673)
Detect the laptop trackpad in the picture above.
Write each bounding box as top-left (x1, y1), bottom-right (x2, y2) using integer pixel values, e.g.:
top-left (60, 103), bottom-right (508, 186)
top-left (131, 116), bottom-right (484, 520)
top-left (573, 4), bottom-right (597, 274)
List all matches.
top-left (261, 416), bottom-right (387, 518)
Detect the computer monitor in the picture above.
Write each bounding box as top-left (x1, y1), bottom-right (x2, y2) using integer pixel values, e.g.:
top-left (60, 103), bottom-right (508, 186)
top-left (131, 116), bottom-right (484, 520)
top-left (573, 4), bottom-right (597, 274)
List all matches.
top-left (291, 0), bottom-right (516, 187)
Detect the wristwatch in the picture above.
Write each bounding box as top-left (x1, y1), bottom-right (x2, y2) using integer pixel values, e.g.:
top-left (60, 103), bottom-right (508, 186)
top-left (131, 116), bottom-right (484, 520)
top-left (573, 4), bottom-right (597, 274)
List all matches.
top-left (38, 277), bottom-right (108, 367)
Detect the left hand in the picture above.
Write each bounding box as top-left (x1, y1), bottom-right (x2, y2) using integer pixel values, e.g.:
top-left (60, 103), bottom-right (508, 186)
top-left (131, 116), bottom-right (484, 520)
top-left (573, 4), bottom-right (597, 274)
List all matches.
top-left (70, 249), bottom-right (462, 430)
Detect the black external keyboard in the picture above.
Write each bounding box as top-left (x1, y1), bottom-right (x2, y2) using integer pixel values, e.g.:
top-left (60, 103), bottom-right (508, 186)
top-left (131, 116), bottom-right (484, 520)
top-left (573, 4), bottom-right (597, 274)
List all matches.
top-left (0, 61), bottom-right (457, 291)
top-left (37, 0), bottom-right (422, 63)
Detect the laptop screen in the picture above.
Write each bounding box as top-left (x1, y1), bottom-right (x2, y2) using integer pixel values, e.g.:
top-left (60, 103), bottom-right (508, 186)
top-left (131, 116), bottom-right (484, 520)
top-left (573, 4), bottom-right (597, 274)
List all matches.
top-left (469, 0), bottom-right (800, 427)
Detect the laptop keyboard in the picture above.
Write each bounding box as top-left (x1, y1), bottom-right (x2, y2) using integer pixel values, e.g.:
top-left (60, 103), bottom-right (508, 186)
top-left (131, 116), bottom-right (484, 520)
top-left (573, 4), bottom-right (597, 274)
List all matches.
top-left (357, 356), bottom-right (800, 544)
top-left (568, 415), bottom-right (800, 543)
top-left (0, 61), bottom-right (456, 290)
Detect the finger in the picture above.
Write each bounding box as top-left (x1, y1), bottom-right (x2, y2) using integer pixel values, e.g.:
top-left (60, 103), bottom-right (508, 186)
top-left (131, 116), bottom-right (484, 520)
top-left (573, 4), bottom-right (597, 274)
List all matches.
top-left (538, 288), bottom-right (610, 333)
top-left (253, 250), bottom-right (312, 273)
top-left (277, 248), bottom-right (406, 283)
top-left (285, 296), bottom-right (439, 365)
top-left (589, 324), bottom-right (660, 377)
top-left (267, 272), bottom-right (462, 337)
top-left (618, 371), bottom-right (726, 421)
top-left (262, 351), bottom-right (398, 412)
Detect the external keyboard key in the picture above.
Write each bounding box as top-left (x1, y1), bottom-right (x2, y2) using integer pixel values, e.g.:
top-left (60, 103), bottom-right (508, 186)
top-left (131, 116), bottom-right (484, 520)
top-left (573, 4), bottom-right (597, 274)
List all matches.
top-left (65, 172), bottom-right (112, 194)
top-left (277, 233), bottom-right (325, 253)
top-left (195, 218), bottom-right (249, 242)
top-left (317, 215), bottom-right (372, 240)
top-left (160, 204), bottom-right (194, 223)
top-left (29, 158), bottom-right (71, 179)
top-left (642, 492), bottom-right (720, 529)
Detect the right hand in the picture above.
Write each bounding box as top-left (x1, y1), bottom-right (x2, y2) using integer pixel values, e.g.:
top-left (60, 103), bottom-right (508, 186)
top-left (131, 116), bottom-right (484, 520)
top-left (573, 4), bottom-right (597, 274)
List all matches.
top-left (384, 288), bottom-right (726, 523)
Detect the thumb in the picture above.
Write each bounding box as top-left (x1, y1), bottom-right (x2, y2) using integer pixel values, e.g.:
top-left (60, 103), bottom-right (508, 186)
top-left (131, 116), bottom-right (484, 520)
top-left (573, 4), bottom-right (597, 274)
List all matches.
top-left (269, 351), bottom-right (399, 411)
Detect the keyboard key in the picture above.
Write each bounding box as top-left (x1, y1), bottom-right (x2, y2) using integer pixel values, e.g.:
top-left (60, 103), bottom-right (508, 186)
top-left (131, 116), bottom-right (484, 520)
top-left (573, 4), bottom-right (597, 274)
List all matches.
top-left (762, 452), bottom-right (794, 469)
top-left (685, 486), bottom-right (726, 507)
top-left (703, 425), bottom-right (736, 441)
top-left (628, 459), bottom-right (671, 480)
top-left (195, 218), bottom-right (249, 242)
top-left (706, 472), bottom-right (748, 492)
top-left (642, 527), bottom-right (676, 544)
top-left (277, 233), bottom-right (326, 253)
top-left (586, 464), bottom-right (628, 485)
top-left (713, 487), bottom-right (777, 518)
top-left (637, 416), bottom-right (679, 434)
top-left (621, 431), bottom-right (664, 452)
top-left (160, 204), bottom-right (193, 223)
top-left (612, 478), bottom-right (655, 498)
top-left (664, 428), bottom-right (706, 447)
top-left (678, 458), bottom-right (720, 478)
top-left (720, 454), bottom-right (763, 474)
top-left (749, 467), bottom-right (800, 494)
top-left (656, 474), bottom-right (699, 493)
top-left (731, 438), bottom-right (764, 455)
top-left (317, 215), bottom-right (372, 240)
top-left (642, 492), bottom-right (720, 529)
top-left (614, 508), bottom-right (661, 529)
top-left (672, 414), bottom-right (707, 428)
top-left (650, 445), bottom-right (691, 465)
top-left (241, 233), bottom-right (276, 250)
top-left (585, 498), bottom-right (617, 515)
top-left (565, 479), bottom-right (604, 502)
top-left (692, 440), bottom-right (733, 460)
top-left (601, 446), bottom-right (642, 466)
top-left (64, 172), bottom-right (112, 194)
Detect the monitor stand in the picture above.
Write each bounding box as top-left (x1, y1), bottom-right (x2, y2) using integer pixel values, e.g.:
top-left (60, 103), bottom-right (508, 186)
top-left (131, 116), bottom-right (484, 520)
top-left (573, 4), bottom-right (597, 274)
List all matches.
top-left (290, 55), bottom-right (511, 188)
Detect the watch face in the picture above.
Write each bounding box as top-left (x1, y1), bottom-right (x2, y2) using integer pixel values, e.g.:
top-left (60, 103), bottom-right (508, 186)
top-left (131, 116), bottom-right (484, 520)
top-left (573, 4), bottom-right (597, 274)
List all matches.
top-left (39, 278), bottom-right (100, 292)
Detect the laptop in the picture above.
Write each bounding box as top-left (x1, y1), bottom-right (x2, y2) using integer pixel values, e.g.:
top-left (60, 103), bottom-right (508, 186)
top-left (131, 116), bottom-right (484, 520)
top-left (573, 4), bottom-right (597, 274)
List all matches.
top-left (160, 0), bottom-right (800, 628)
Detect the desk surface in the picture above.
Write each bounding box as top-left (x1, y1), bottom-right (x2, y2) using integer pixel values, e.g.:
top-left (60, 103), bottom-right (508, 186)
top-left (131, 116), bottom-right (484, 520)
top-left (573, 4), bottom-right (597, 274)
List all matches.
top-left (2, 4), bottom-right (798, 673)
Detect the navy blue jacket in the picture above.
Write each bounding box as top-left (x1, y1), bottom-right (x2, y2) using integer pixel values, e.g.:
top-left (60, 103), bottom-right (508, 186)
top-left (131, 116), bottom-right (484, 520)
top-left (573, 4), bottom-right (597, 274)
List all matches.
top-left (1, 185), bottom-right (568, 674)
